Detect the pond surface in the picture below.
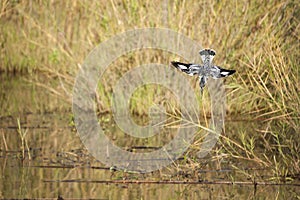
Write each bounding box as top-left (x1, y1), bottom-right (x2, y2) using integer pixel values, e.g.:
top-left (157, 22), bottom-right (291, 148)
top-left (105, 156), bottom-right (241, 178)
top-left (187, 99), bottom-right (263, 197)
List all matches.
top-left (0, 75), bottom-right (299, 199)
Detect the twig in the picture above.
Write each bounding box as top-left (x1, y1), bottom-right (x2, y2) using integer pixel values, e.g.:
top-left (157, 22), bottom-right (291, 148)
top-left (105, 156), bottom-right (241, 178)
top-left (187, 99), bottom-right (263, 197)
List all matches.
top-left (43, 179), bottom-right (300, 186)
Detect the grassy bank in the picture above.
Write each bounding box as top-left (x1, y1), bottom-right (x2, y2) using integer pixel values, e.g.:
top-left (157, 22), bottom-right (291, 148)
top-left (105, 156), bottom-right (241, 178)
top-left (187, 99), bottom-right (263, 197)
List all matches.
top-left (0, 0), bottom-right (299, 178)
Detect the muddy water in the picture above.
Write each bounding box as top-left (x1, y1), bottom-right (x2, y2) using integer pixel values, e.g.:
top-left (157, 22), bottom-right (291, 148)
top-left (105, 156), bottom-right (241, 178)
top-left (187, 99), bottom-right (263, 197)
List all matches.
top-left (0, 75), bottom-right (299, 199)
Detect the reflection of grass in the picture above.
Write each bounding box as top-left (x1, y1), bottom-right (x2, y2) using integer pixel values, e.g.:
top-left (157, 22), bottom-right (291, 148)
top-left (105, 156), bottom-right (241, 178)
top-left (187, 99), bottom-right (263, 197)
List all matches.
top-left (1, 0), bottom-right (299, 180)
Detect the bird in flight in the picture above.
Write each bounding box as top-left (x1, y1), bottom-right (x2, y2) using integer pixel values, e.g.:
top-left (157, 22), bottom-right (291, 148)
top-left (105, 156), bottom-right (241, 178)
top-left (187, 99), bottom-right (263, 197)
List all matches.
top-left (171, 49), bottom-right (236, 93)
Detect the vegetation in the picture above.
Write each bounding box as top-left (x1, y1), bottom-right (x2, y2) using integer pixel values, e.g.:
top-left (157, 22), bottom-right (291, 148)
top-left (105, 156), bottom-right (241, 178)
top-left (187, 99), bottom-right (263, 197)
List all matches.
top-left (0, 0), bottom-right (299, 181)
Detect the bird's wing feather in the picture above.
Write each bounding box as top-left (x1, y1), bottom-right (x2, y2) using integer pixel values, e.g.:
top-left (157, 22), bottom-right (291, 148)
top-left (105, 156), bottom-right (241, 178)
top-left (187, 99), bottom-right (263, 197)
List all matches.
top-left (171, 61), bottom-right (200, 76)
top-left (211, 66), bottom-right (236, 79)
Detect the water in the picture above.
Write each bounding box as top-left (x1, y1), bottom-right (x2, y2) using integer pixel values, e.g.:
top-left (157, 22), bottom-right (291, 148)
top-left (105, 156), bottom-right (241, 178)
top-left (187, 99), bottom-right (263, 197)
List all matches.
top-left (0, 75), bottom-right (299, 199)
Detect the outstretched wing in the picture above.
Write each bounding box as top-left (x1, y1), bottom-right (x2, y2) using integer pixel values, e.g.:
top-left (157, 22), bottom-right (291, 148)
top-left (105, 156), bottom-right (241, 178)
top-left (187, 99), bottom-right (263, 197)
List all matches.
top-left (171, 61), bottom-right (200, 76)
top-left (199, 49), bottom-right (216, 65)
top-left (210, 65), bottom-right (236, 79)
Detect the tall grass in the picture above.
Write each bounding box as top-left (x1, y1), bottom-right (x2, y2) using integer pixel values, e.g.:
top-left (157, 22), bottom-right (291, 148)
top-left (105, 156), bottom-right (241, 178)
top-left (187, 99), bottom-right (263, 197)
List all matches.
top-left (0, 0), bottom-right (299, 177)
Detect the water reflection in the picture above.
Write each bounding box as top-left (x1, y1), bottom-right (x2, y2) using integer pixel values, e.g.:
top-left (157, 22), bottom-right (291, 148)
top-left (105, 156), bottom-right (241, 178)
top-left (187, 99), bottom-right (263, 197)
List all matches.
top-left (0, 75), bottom-right (299, 199)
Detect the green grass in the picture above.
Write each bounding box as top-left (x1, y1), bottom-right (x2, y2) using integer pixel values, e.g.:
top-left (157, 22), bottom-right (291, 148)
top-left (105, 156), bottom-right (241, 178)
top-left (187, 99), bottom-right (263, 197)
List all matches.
top-left (0, 0), bottom-right (299, 179)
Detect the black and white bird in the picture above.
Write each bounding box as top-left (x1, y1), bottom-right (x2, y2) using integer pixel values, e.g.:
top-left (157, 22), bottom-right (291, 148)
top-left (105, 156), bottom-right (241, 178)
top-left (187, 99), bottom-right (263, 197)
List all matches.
top-left (171, 49), bottom-right (236, 93)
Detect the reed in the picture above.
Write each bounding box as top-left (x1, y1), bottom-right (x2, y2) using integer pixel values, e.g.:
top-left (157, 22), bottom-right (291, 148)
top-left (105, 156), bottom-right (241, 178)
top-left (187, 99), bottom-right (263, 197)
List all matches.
top-left (17, 118), bottom-right (31, 160)
top-left (1, 0), bottom-right (299, 178)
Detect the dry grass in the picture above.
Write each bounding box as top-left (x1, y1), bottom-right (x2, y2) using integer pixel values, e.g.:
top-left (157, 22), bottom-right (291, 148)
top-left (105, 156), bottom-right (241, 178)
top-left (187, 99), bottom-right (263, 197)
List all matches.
top-left (0, 0), bottom-right (299, 178)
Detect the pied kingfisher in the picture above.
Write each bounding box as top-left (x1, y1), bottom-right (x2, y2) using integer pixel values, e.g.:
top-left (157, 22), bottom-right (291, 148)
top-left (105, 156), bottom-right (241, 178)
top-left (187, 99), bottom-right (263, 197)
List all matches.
top-left (171, 49), bottom-right (236, 93)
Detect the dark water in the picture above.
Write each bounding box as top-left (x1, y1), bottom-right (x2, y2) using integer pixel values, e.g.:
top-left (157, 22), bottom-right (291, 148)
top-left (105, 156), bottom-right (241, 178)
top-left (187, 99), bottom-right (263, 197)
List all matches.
top-left (0, 75), bottom-right (299, 199)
